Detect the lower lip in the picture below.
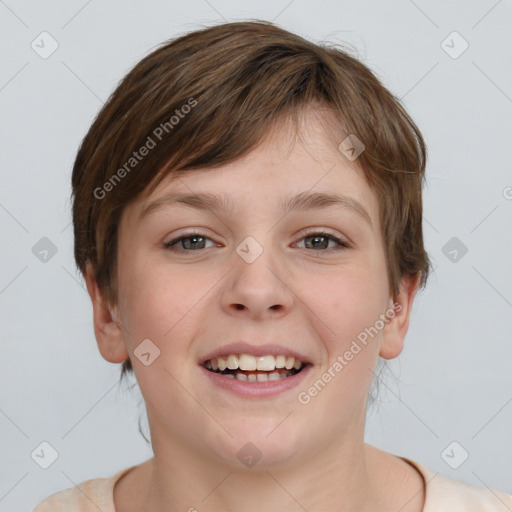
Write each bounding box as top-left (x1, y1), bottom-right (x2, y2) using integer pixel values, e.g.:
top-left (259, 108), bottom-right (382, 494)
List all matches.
top-left (199, 364), bottom-right (311, 398)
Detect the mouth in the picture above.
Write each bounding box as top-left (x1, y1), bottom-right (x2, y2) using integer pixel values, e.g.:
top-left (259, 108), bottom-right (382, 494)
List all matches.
top-left (202, 354), bottom-right (308, 382)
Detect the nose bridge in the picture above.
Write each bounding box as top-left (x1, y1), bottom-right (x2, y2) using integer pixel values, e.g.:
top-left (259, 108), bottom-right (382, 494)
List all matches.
top-left (223, 232), bottom-right (293, 316)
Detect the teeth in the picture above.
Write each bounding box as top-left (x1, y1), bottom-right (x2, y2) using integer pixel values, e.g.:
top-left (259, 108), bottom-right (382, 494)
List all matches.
top-left (256, 355), bottom-right (275, 371)
top-left (285, 357), bottom-right (295, 370)
top-left (275, 355), bottom-right (286, 369)
top-left (239, 354), bottom-right (257, 371)
top-left (226, 354), bottom-right (238, 370)
top-left (206, 353), bottom-right (305, 373)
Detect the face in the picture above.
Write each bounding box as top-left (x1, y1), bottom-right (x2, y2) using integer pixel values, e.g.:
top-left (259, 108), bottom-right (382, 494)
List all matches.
top-left (87, 110), bottom-right (418, 471)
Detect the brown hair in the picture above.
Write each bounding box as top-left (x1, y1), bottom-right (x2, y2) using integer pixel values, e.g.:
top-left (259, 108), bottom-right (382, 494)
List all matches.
top-left (71, 19), bottom-right (432, 378)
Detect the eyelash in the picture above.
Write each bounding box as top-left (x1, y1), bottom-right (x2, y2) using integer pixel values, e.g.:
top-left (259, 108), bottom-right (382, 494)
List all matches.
top-left (163, 229), bottom-right (351, 253)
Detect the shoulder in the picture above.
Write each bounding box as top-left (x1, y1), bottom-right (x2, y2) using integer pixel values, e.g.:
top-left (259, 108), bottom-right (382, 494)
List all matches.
top-left (404, 458), bottom-right (512, 511)
top-left (32, 467), bottom-right (134, 512)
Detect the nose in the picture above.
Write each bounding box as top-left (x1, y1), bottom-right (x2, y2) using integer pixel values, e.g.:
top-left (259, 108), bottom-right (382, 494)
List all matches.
top-left (221, 243), bottom-right (295, 320)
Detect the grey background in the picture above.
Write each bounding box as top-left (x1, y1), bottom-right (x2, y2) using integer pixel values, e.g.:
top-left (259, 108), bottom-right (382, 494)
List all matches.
top-left (1, 1), bottom-right (511, 510)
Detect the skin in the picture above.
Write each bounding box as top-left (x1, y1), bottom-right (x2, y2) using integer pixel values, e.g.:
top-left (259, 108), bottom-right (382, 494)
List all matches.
top-left (85, 109), bottom-right (424, 512)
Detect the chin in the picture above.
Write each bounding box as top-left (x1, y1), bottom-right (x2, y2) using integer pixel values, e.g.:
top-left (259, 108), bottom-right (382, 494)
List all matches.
top-left (211, 417), bottom-right (306, 471)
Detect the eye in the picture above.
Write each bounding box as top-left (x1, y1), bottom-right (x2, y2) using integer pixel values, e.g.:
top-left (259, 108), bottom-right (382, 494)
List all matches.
top-left (163, 229), bottom-right (351, 253)
top-left (164, 231), bottom-right (216, 252)
top-left (294, 230), bottom-right (351, 251)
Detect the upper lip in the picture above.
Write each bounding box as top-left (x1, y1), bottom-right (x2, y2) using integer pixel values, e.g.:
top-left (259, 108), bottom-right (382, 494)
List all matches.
top-left (199, 342), bottom-right (312, 366)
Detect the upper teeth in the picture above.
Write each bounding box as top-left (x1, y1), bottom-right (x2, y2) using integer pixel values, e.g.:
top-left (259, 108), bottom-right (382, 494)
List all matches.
top-left (206, 354), bottom-right (304, 372)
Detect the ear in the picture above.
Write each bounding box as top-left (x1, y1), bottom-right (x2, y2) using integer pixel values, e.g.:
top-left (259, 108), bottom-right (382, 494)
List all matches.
top-left (84, 262), bottom-right (129, 364)
top-left (379, 272), bottom-right (421, 359)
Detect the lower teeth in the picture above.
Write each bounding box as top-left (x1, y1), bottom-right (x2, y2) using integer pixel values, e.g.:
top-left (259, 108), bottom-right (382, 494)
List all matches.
top-left (209, 368), bottom-right (300, 382)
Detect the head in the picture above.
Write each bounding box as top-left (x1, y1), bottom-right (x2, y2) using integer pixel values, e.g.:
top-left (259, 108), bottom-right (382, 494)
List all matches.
top-left (73, 20), bottom-right (431, 467)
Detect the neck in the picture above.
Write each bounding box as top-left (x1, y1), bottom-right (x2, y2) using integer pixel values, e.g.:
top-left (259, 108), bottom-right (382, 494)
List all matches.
top-left (142, 412), bottom-right (384, 511)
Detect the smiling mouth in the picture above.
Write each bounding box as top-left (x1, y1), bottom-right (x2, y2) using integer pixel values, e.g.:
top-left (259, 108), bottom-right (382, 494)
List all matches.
top-left (202, 354), bottom-right (307, 382)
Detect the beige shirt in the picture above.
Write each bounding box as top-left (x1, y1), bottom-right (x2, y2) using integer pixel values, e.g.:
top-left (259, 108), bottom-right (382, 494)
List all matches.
top-left (33, 457), bottom-right (512, 511)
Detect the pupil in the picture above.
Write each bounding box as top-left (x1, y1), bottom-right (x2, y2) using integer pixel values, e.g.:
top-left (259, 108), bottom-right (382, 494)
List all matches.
top-left (309, 236), bottom-right (326, 249)
top-left (185, 236), bottom-right (204, 249)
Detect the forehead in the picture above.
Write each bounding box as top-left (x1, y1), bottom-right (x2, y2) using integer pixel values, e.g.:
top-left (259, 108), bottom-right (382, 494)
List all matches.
top-left (124, 109), bottom-right (380, 229)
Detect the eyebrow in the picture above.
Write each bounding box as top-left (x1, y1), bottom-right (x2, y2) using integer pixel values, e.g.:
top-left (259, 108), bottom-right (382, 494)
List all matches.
top-left (139, 191), bottom-right (373, 227)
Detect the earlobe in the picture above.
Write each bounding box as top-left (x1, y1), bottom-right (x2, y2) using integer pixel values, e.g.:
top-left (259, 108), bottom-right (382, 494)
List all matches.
top-left (84, 262), bottom-right (129, 364)
top-left (379, 273), bottom-right (421, 360)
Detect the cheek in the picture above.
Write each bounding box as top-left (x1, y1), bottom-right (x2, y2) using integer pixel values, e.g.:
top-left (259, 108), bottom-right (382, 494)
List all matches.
top-left (116, 256), bottom-right (215, 351)
top-left (305, 262), bottom-right (387, 349)
top-left (116, 255), bottom-right (181, 340)
top-left (297, 267), bottom-right (385, 415)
